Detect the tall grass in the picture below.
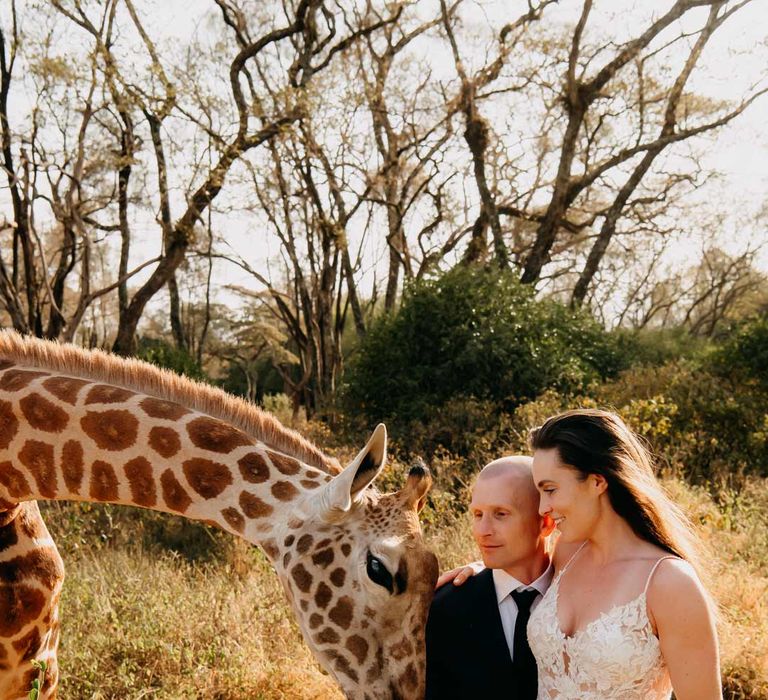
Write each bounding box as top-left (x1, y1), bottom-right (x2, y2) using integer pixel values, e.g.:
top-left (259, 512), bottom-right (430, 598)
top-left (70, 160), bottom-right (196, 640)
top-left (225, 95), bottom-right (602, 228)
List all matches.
top-left (40, 474), bottom-right (768, 699)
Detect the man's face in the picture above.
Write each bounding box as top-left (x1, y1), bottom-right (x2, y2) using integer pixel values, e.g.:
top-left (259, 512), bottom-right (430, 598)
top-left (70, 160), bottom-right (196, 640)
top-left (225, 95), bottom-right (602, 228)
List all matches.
top-left (469, 474), bottom-right (544, 574)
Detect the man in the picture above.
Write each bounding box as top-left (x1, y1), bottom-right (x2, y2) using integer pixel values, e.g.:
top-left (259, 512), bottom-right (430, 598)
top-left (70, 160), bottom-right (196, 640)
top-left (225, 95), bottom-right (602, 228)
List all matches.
top-left (425, 456), bottom-right (556, 699)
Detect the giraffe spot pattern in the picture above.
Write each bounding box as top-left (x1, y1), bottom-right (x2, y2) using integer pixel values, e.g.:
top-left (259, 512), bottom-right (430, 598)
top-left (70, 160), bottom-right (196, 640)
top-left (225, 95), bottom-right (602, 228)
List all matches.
top-left (283, 535), bottom-right (295, 547)
top-left (390, 635), bottom-right (414, 660)
top-left (314, 581), bottom-right (333, 609)
top-left (309, 613), bottom-right (323, 629)
top-left (186, 416), bottom-right (251, 454)
top-left (123, 457), bottom-right (156, 507)
top-left (0, 461), bottom-right (30, 500)
top-left (221, 507), bottom-right (244, 534)
top-left (329, 652), bottom-right (359, 683)
top-left (160, 469), bottom-right (191, 513)
top-left (345, 634), bottom-right (369, 664)
top-left (328, 596), bottom-right (354, 630)
top-left (140, 397), bottom-right (191, 420)
top-left (267, 450), bottom-right (300, 475)
top-left (0, 370), bottom-right (48, 392)
top-left (330, 568), bottom-right (346, 587)
top-left (312, 548), bottom-right (335, 569)
top-left (0, 515), bottom-right (18, 551)
top-left (238, 452), bottom-right (271, 484)
top-left (61, 440), bottom-right (84, 494)
top-left (239, 492), bottom-right (273, 519)
top-left (0, 548), bottom-right (62, 589)
top-left (0, 585), bottom-right (45, 637)
top-left (341, 543), bottom-right (352, 557)
top-left (0, 360), bottom-right (14, 371)
top-left (283, 552), bottom-right (292, 567)
top-left (11, 626), bottom-right (42, 661)
top-left (0, 400), bottom-right (19, 449)
top-left (20, 393), bottom-right (69, 433)
top-left (85, 384), bottom-right (137, 404)
top-left (148, 426), bottom-right (181, 458)
top-left (271, 481), bottom-right (299, 501)
top-left (18, 440), bottom-right (57, 498)
top-left (81, 410), bottom-right (139, 451)
top-left (89, 460), bottom-right (119, 501)
top-left (300, 479), bottom-right (321, 490)
top-left (315, 627), bottom-right (340, 644)
top-left (296, 534), bottom-right (313, 554)
top-left (17, 504), bottom-right (47, 540)
top-left (291, 563), bottom-right (312, 593)
top-left (183, 458), bottom-right (232, 499)
top-left (42, 376), bottom-right (90, 405)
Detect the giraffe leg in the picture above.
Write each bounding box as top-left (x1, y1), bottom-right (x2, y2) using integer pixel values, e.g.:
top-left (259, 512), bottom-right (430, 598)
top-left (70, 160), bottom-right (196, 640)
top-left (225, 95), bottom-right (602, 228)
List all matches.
top-left (0, 502), bottom-right (64, 700)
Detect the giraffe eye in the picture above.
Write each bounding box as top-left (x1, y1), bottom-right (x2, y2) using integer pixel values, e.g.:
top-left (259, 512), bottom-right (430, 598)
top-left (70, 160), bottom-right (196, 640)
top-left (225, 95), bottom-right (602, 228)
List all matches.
top-left (366, 552), bottom-right (394, 593)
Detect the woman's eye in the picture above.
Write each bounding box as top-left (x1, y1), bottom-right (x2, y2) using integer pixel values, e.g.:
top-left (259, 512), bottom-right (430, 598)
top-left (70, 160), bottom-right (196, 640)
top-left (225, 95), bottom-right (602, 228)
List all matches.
top-left (543, 488), bottom-right (555, 494)
top-left (366, 552), bottom-right (394, 594)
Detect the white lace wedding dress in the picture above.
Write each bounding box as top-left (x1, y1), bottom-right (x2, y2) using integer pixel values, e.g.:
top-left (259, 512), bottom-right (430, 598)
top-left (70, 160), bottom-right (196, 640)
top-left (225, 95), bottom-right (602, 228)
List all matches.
top-left (527, 543), bottom-right (675, 699)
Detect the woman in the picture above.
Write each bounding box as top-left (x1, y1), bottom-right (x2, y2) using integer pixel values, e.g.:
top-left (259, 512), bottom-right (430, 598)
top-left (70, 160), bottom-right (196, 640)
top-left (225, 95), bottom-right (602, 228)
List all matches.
top-left (441, 408), bottom-right (721, 699)
top-left (527, 408), bottom-right (720, 699)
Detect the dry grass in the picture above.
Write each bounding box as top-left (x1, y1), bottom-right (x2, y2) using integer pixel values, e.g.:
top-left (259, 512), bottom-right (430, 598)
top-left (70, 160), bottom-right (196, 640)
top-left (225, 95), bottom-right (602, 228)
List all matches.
top-left (42, 477), bottom-right (768, 699)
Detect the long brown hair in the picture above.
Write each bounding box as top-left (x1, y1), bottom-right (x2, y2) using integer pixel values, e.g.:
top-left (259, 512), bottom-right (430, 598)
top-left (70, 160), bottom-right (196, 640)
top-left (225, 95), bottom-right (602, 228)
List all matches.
top-left (530, 408), bottom-right (705, 577)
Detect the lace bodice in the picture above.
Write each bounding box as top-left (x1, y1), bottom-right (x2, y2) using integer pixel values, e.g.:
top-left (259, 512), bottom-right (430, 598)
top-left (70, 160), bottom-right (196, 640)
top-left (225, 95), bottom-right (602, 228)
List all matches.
top-left (527, 543), bottom-right (675, 700)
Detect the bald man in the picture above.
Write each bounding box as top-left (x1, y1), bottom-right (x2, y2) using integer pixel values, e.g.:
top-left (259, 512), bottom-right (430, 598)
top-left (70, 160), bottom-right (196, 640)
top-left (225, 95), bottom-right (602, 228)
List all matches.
top-left (425, 457), bottom-right (556, 700)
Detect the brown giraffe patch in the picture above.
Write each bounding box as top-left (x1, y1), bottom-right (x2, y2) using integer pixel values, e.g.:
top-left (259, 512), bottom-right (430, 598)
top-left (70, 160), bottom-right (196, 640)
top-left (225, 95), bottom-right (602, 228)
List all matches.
top-left (341, 543), bottom-right (352, 557)
top-left (90, 460), bottom-right (119, 501)
top-left (300, 479), bottom-right (321, 490)
top-left (314, 581), bottom-right (333, 609)
top-left (81, 409), bottom-right (139, 451)
top-left (160, 469), bottom-right (192, 513)
top-left (402, 662), bottom-right (418, 691)
top-left (296, 534), bottom-right (314, 554)
top-left (315, 627), bottom-right (340, 644)
top-left (0, 400), bottom-right (19, 449)
top-left (239, 491), bottom-right (273, 519)
top-left (0, 516), bottom-right (18, 551)
top-left (290, 563), bottom-right (312, 593)
top-left (18, 440), bottom-right (57, 498)
top-left (0, 461), bottom-right (31, 500)
top-left (283, 535), bottom-right (295, 547)
top-left (221, 507), bottom-right (245, 534)
top-left (183, 458), bottom-right (233, 499)
top-left (345, 634), bottom-right (369, 664)
top-left (148, 426), bottom-right (181, 458)
top-left (283, 552), bottom-right (292, 567)
top-left (0, 360), bottom-right (14, 371)
top-left (42, 376), bottom-right (90, 405)
top-left (309, 613), bottom-right (323, 629)
top-left (0, 584), bottom-right (46, 636)
top-left (238, 452), bottom-right (271, 484)
top-left (261, 539), bottom-right (279, 559)
top-left (85, 384), bottom-right (137, 404)
top-left (267, 450), bottom-right (301, 475)
top-left (186, 417), bottom-right (251, 454)
top-left (330, 653), bottom-right (359, 683)
top-left (0, 369), bottom-right (48, 392)
top-left (330, 568), bottom-right (346, 587)
top-left (271, 481), bottom-right (299, 501)
top-left (17, 505), bottom-right (46, 540)
top-left (390, 635), bottom-right (414, 660)
top-left (11, 626), bottom-right (41, 661)
top-left (140, 397), bottom-right (190, 420)
top-left (62, 440), bottom-right (85, 494)
top-left (312, 548), bottom-right (335, 569)
top-left (328, 596), bottom-right (354, 630)
top-left (20, 392), bottom-right (69, 433)
top-left (123, 457), bottom-right (156, 507)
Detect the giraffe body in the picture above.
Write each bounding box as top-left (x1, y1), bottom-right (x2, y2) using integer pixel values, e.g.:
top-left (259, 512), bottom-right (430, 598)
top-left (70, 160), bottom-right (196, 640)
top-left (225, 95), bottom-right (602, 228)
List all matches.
top-left (0, 332), bottom-right (438, 699)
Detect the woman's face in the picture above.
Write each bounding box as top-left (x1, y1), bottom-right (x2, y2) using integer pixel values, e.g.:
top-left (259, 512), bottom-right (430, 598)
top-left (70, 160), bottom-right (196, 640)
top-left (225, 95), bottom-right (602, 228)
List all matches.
top-left (532, 447), bottom-right (603, 543)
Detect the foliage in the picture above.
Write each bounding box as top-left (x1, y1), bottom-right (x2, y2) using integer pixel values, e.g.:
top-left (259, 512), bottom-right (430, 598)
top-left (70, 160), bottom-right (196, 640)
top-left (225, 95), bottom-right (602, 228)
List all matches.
top-left (344, 266), bottom-right (624, 451)
top-left (135, 336), bottom-right (208, 382)
top-left (710, 315), bottom-right (768, 388)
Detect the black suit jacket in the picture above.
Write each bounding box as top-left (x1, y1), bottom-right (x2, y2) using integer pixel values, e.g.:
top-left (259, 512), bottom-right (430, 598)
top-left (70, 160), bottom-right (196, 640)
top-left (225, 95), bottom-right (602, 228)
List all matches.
top-left (425, 568), bottom-right (534, 699)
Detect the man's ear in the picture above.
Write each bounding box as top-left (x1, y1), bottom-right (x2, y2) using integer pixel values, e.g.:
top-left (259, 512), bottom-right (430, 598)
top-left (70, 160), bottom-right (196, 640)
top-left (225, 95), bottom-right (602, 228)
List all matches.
top-left (541, 513), bottom-right (556, 537)
top-left (317, 424), bottom-right (387, 515)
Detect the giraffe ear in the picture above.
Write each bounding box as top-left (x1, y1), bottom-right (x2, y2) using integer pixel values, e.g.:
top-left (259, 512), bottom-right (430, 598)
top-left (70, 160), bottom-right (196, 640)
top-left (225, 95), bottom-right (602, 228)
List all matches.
top-left (319, 423), bottom-right (387, 514)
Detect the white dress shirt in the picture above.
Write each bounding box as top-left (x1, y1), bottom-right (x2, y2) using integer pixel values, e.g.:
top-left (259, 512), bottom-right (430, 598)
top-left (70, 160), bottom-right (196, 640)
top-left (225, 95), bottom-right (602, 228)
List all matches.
top-left (492, 563), bottom-right (554, 661)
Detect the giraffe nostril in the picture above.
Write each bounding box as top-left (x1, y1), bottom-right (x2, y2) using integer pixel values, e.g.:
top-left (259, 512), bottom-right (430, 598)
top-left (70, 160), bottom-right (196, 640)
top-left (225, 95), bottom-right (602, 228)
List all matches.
top-left (408, 462), bottom-right (428, 479)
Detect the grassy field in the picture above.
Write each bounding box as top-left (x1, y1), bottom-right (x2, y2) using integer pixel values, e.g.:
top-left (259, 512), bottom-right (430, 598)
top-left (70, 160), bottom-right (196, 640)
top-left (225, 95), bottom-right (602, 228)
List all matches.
top-left (37, 466), bottom-right (768, 700)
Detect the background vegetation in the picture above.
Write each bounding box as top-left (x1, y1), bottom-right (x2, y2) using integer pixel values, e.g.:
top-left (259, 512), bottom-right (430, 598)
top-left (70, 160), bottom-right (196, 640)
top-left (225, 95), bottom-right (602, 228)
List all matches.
top-left (1, 0), bottom-right (767, 697)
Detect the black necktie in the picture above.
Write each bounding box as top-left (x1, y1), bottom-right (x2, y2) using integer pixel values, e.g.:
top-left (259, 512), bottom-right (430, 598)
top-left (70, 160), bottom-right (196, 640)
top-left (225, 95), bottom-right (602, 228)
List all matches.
top-left (511, 588), bottom-right (539, 700)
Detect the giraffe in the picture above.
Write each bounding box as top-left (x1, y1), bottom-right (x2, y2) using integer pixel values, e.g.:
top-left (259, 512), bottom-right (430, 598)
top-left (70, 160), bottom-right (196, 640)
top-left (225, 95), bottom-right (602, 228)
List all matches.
top-left (0, 331), bottom-right (439, 700)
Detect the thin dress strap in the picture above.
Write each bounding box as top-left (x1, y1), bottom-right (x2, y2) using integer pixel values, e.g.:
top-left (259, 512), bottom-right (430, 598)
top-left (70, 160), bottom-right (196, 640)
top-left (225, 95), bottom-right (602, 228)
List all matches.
top-left (557, 540), bottom-right (588, 578)
top-left (643, 556), bottom-right (680, 595)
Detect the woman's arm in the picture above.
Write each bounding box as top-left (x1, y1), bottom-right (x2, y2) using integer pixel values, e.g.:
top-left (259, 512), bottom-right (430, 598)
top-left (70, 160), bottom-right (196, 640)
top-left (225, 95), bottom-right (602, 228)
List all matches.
top-left (649, 559), bottom-right (722, 700)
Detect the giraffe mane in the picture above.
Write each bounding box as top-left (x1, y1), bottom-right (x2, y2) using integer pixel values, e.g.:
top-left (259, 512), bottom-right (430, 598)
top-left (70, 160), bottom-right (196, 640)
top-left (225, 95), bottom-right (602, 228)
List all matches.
top-left (0, 330), bottom-right (341, 475)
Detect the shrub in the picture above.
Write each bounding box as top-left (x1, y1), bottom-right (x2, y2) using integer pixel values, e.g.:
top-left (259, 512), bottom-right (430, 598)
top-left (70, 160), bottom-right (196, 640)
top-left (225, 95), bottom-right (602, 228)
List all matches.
top-left (343, 265), bottom-right (623, 452)
top-left (710, 315), bottom-right (768, 388)
top-left (135, 336), bottom-right (207, 381)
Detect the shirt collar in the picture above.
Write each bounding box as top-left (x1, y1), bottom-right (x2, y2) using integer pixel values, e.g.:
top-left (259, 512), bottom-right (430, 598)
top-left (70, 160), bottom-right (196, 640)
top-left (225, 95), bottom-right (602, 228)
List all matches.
top-left (492, 561), bottom-right (554, 605)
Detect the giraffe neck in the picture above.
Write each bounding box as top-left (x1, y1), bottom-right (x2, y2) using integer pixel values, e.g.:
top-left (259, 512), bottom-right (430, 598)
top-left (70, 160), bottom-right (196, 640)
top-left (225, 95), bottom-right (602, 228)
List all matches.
top-left (0, 364), bottom-right (330, 550)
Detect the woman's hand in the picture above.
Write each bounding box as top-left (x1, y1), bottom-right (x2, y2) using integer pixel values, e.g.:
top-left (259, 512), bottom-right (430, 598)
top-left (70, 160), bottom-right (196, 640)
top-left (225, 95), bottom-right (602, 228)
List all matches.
top-left (435, 561), bottom-right (484, 589)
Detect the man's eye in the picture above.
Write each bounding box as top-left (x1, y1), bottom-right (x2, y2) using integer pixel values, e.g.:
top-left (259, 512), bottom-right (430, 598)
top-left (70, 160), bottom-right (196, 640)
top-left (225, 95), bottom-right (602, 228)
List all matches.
top-left (366, 552), bottom-right (394, 594)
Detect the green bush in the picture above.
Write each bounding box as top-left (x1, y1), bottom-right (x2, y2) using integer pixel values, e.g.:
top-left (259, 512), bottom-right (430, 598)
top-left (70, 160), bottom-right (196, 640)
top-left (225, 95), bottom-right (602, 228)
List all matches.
top-left (710, 315), bottom-right (768, 388)
top-left (343, 265), bottom-right (624, 451)
top-left (135, 336), bottom-right (208, 381)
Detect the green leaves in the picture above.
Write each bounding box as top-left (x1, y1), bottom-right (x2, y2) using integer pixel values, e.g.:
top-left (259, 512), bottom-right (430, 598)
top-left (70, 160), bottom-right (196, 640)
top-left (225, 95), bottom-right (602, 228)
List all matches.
top-left (28, 659), bottom-right (47, 700)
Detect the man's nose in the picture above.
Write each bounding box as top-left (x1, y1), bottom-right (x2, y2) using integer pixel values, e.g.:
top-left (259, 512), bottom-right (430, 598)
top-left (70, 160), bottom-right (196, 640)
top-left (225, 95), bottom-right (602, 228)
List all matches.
top-left (475, 515), bottom-right (493, 535)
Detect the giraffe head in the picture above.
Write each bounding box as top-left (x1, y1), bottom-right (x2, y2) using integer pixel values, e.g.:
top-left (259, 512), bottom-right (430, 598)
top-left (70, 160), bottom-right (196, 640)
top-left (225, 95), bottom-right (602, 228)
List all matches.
top-left (271, 424), bottom-right (438, 699)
